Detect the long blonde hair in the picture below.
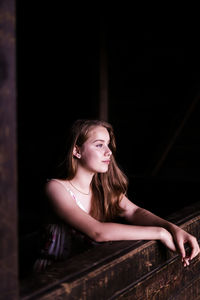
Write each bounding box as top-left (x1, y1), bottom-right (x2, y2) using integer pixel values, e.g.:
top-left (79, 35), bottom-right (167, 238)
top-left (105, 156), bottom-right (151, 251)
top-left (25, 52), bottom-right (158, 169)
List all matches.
top-left (60, 119), bottom-right (128, 221)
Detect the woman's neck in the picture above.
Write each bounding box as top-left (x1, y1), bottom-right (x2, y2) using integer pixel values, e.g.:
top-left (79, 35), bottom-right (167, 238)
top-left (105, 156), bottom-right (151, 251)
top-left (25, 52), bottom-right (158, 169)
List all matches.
top-left (71, 166), bottom-right (94, 191)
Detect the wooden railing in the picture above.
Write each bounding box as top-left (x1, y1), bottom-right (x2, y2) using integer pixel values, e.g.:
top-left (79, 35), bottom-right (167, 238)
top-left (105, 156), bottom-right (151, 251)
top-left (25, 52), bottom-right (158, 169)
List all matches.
top-left (20, 202), bottom-right (200, 300)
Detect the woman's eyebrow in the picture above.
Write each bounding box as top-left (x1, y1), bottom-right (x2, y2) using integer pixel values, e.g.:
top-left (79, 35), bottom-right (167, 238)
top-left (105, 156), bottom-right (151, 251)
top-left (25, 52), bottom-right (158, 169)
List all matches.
top-left (92, 139), bottom-right (110, 143)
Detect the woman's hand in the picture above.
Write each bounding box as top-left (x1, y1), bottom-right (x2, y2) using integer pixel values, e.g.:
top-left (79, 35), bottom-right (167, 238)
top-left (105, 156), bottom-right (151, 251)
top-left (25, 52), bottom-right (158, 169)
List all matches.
top-left (160, 226), bottom-right (200, 267)
top-left (120, 198), bottom-right (200, 267)
top-left (170, 226), bottom-right (200, 267)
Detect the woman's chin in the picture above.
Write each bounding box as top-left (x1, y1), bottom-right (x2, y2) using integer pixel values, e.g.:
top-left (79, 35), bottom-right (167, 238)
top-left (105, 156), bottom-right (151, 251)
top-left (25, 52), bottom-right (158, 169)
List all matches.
top-left (98, 166), bottom-right (109, 173)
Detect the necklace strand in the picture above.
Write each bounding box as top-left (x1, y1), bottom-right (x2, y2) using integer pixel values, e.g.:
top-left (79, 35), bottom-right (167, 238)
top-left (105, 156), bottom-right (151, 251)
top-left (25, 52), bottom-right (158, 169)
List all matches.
top-left (69, 181), bottom-right (90, 195)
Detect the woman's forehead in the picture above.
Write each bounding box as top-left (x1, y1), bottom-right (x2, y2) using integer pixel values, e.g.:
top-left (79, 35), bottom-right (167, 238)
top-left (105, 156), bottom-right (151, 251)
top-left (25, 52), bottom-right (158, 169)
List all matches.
top-left (87, 126), bottom-right (110, 140)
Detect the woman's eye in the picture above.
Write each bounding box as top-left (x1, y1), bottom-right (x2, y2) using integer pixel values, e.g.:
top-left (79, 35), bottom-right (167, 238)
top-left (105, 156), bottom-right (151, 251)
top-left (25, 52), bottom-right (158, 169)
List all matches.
top-left (96, 144), bottom-right (103, 148)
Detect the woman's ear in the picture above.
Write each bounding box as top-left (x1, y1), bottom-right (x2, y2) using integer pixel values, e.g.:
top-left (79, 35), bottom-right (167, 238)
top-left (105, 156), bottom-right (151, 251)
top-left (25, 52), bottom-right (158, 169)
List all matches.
top-left (73, 146), bottom-right (81, 159)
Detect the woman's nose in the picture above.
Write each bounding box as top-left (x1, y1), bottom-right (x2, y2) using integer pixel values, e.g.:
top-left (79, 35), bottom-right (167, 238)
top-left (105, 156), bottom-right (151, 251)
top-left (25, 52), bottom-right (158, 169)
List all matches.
top-left (105, 145), bottom-right (112, 156)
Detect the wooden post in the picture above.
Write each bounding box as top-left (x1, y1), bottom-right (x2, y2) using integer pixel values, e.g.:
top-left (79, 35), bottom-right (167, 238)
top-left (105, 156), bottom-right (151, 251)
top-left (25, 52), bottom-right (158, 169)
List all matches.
top-left (0, 0), bottom-right (18, 299)
top-left (99, 29), bottom-right (108, 121)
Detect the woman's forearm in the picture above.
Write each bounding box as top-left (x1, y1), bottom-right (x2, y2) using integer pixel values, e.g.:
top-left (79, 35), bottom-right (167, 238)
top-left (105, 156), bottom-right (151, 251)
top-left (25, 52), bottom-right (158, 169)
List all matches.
top-left (95, 222), bottom-right (162, 242)
top-left (128, 207), bottom-right (177, 232)
top-left (95, 207), bottom-right (176, 242)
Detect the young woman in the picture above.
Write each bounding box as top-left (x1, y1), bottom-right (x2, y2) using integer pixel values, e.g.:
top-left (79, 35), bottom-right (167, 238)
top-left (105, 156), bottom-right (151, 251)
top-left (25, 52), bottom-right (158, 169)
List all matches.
top-left (34, 119), bottom-right (199, 271)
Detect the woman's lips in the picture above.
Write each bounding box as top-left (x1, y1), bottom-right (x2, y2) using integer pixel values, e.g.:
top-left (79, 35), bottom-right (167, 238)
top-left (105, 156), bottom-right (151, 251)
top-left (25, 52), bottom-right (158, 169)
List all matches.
top-left (102, 160), bottom-right (110, 164)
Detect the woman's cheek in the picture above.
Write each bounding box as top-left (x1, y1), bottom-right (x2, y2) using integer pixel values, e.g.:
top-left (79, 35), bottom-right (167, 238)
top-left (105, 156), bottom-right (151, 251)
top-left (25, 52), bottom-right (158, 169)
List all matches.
top-left (82, 151), bottom-right (98, 165)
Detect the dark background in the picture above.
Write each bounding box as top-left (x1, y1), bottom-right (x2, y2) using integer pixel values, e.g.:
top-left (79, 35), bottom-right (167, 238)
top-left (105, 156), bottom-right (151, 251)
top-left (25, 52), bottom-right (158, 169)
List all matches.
top-left (17, 8), bottom-right (200, 242)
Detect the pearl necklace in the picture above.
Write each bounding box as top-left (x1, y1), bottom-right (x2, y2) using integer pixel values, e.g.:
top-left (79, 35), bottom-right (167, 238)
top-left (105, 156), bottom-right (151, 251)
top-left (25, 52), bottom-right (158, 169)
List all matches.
top-left (69, 181), bottom-right (90, 195)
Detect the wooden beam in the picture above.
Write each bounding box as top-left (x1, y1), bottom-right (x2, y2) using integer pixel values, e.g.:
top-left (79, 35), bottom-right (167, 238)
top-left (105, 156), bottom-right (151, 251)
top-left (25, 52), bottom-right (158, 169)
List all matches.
top-left (99, 29), bottom-right (108, 121)
top-left (0, 0), bottom-right (18, 299)
top-left (20, 202), bottom-right (200, 300)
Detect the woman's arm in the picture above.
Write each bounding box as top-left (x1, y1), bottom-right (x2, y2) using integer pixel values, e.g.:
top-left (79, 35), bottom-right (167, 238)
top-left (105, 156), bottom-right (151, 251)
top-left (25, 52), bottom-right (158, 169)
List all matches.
top-left (45, 181), bottom-right (175, 251)
top-left (120, 195), bottom-right (200, 266)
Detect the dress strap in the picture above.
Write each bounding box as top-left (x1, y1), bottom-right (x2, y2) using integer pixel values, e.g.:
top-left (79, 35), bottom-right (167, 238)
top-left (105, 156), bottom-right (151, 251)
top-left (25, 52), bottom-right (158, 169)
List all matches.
top-left (49, 179), bottom-right (88, 213)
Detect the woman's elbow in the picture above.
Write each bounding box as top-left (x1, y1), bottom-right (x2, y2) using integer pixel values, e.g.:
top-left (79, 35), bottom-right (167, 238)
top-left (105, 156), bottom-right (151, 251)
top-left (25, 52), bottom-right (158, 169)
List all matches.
top-left (93, 232), bottom-right (109, 243)
top-left (91, 225), bottom-right (110, 243)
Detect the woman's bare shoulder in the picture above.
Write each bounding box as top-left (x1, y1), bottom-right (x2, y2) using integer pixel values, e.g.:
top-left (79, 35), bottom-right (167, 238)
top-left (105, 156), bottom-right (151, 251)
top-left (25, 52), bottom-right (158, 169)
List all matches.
top-left (45, 179), bottom-right (70, 198)
top-left (46, 178), bottom-right (67, 189)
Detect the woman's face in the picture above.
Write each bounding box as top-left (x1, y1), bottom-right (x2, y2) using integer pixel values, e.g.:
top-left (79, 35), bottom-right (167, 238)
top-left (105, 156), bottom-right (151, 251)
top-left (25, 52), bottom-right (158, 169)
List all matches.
top-left (77, 126), bottom-right (112, 174)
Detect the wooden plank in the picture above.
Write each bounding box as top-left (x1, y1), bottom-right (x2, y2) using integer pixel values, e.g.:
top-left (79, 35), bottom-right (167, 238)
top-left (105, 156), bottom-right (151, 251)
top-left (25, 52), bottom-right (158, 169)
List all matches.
top-left (20, 202), bottom-right (200, 300)
top-left (171, 276), bottom-right (200, 300)
top-left (0, 0), bottom-right (18, 299)
top-left (114, 251), bottom-right (200, 299)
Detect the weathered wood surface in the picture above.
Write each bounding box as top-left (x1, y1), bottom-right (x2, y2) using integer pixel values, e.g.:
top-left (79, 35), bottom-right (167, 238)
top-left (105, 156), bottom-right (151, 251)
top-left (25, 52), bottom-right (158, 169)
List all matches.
top-left (0, 0), bottom-right (18, 299)
top-left (20, 202), bottom-right (200, 300)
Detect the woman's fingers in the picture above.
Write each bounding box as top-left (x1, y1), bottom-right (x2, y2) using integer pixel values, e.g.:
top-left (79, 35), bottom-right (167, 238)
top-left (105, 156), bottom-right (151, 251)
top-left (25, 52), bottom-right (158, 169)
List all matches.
top-left (180, 235), bottom-right (200, 266)
top-left (175, 239), bottom-right (186, 260)
top-left (172, 229), bottom-right (199, 263)
top-left (182, 256), bottom-right (190, 267)
top-left (188, 237), bottom-right (200, 260)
